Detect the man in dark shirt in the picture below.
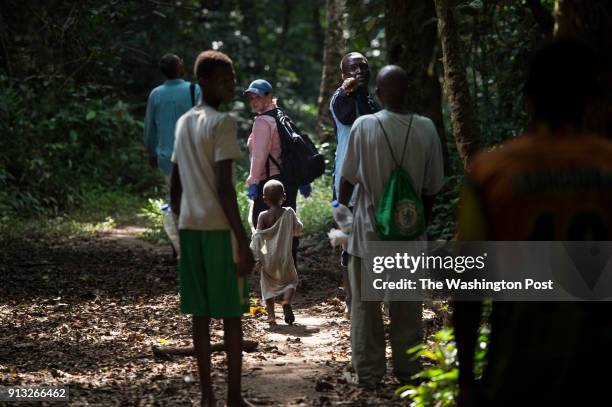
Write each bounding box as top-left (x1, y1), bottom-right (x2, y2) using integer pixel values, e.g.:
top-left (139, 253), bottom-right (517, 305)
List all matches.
top-left (330, 52), bottom-right (380, 201)
top-left (330, 52), bottom-right (380, 315)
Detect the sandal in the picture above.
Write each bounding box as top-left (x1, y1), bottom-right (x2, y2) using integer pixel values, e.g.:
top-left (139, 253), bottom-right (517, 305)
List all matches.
top-left (283, 304), bottom-right (295, 325)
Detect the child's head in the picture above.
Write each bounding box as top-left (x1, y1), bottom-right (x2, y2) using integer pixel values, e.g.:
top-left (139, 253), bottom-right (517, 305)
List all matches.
top-left (194, 50), bottom-right (235, 105)
top-left (263, 180), bottom-right (285, 208)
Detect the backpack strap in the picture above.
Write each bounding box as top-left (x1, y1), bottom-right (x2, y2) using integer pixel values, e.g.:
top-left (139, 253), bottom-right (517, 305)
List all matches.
top-left (261, 107), bottom-right (280, 119)
top-left (258, 108), bottom-right (282, 179)
top-left (398, 115), bottom-right (414, 167)
top-left (373, 113), bottom-right (414, 169)
top-left (189, 83), bottom-right (196, 107)
top-left (265, 154), bottom-right (281, 179)
top-left (268, 154), bottom-right (281, 170)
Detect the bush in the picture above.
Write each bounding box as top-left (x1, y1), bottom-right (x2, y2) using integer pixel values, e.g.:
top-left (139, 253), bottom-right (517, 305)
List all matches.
top-left (0, 189), bottom-right (143, 242)
top-left (0, 75), bottom-right (160, 217)
top-left (396, 326), bottom-right (489, 407)
top-left (140, 198), bottom-right (167, 243)
top-left (297, 174), bottom-right (334, 237)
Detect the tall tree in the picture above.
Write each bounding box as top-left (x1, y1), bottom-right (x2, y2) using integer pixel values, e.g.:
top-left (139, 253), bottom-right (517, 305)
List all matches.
top-left (316, 0), bottom-right (346, 139)
top-left (385, 0), bottom-right (448, 168)
top-left (312, 0), bottom-right (324, 63)
top-left (554, 0), bottom-right (612, 139)
top-left (434, 0), bottom-right (480, 170)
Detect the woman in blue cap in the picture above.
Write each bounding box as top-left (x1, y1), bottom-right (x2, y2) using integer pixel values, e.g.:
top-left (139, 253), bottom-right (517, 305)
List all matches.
top-left (244, 79), bottom-right (310, 265)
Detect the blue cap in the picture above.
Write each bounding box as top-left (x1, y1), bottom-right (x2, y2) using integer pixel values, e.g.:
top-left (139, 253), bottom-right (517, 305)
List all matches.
top-left (244, 79), bottom-right (273, 95)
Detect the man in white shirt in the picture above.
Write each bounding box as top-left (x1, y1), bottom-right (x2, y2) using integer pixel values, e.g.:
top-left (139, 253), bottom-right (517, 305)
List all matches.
top-left (170, 50), bottom-right (254, 407)
top-left (338, 65), bottom-right (445, 387)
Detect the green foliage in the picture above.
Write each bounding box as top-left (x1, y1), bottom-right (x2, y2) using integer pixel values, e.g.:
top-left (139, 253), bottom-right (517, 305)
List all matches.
top-left (0, 189), bottom-right (143, 242)
top-left (140, 198), bottom-right (167, 243)
top-left (0, 0), bottom-right (327, 218)
top-left (0, 75), bottom-right (161, 216)
top-left (345, 0), bottom-right (386, 72)
top-left (455, 0), bottom-right (550, 147)
top-left (236, 178), bottom-right (254, 237)
top-left (396, 326), bottom-right (489, 407)
top-left (0, 0), bottom-right (553, 244)
top-left (297, 174), bottom-right (333, 237)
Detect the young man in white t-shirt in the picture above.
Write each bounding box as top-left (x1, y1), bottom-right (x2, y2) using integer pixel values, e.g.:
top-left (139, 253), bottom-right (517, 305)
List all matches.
top-left (170, 50), bottom-right (255, 407)
top-left (338, 65), bottom-right (445, 387)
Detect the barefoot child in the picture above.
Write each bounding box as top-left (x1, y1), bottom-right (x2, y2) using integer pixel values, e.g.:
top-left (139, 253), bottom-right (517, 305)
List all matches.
top-left (170, 50), bottom-right (254, 407)
top-left (250, 180), bottom-right (303, 325)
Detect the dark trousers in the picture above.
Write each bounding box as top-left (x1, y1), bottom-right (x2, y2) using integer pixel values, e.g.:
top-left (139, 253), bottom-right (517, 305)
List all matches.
top-left (251, 175), bottom-right (299, 266)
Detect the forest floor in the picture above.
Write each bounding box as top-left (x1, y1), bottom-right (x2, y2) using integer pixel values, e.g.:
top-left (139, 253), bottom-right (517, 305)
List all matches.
top-left (0, 220), bottom-right (444, 406)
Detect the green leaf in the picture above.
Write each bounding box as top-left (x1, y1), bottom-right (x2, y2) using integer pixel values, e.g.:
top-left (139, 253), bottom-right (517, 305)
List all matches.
top-left (421, 350), bottom-right (437, 361)
top-left (86, 110), bottom-right (97, 120)
top-left (69, 130), bottom-right (78, 143)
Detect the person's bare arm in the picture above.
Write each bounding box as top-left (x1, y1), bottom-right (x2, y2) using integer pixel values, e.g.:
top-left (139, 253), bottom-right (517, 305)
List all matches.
top-left (215, 159), bottom-right (253, 276)
top-left (338, 177), bottom-right (355, 207)
top-left (256, 212), bottom-right (267, 230)
top-left (422, 194), bottom-right (437, 225)
top-left (170, 163), bottom-right (182, 215)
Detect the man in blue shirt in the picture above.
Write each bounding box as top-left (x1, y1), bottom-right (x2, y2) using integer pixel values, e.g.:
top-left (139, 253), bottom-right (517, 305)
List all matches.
top-left (144, 54), bottom-right (200, 254)
top-left (330, 52), bottom-right (380, 314)
top-left (330, 52), bottom-right (380, 201)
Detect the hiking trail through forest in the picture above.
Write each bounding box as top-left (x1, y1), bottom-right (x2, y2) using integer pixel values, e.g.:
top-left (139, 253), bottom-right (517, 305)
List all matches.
top-left (1, 222), bottom-right (442, 406)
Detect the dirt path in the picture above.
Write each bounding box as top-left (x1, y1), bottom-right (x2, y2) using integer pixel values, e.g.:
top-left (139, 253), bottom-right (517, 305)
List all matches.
top-left (0, 226), bottom-right (414, 406)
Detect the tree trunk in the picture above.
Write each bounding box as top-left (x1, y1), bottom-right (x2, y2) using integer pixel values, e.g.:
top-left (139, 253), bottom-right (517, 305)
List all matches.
top-left (434, 0), bottom-right (480, 170)
top-left (316, 0), bottom-right (346, 140)
top-left (555, 0), bottom-right (612, 139)
top-left (312, 0), bottom-right (324, 63)
top-left (385, 0), bottom-right (448, 172)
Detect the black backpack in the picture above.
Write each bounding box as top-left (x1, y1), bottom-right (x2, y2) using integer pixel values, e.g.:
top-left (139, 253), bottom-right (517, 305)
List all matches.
top-left (262, 107), bottom-right (325, 186)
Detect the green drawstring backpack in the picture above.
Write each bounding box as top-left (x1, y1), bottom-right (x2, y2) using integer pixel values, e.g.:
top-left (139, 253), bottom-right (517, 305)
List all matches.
top-left (373, 114), bottom-right (426, 240)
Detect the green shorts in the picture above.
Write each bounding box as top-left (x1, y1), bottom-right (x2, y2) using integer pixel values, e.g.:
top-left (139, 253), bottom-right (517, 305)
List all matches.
top-left (178, 230), bottom-right (249, 318)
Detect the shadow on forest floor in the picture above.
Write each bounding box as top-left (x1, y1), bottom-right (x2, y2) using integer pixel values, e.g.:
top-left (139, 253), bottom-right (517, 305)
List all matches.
top-left (0, 227), bottom-right (423, 406)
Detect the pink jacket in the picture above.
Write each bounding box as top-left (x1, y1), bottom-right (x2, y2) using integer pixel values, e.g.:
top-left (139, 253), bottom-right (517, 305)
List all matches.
top-left (247, 102), bottom-right (282, 185)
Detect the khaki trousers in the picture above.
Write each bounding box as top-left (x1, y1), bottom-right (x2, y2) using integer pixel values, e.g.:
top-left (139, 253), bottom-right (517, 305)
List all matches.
top-left (348, 255), bottom-right (422, 385)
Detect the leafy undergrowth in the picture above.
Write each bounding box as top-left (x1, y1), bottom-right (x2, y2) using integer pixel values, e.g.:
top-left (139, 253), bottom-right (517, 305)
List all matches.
top-left (0, 189), bottom-right (148, 242)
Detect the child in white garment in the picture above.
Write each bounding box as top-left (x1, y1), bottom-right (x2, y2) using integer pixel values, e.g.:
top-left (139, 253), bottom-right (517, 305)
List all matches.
top-left (250, 180), bottom-right (303, 325)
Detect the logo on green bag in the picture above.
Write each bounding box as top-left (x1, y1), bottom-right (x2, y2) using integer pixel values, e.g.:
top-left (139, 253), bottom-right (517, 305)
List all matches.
top-left (394, 199), bottom-right (420, 235)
